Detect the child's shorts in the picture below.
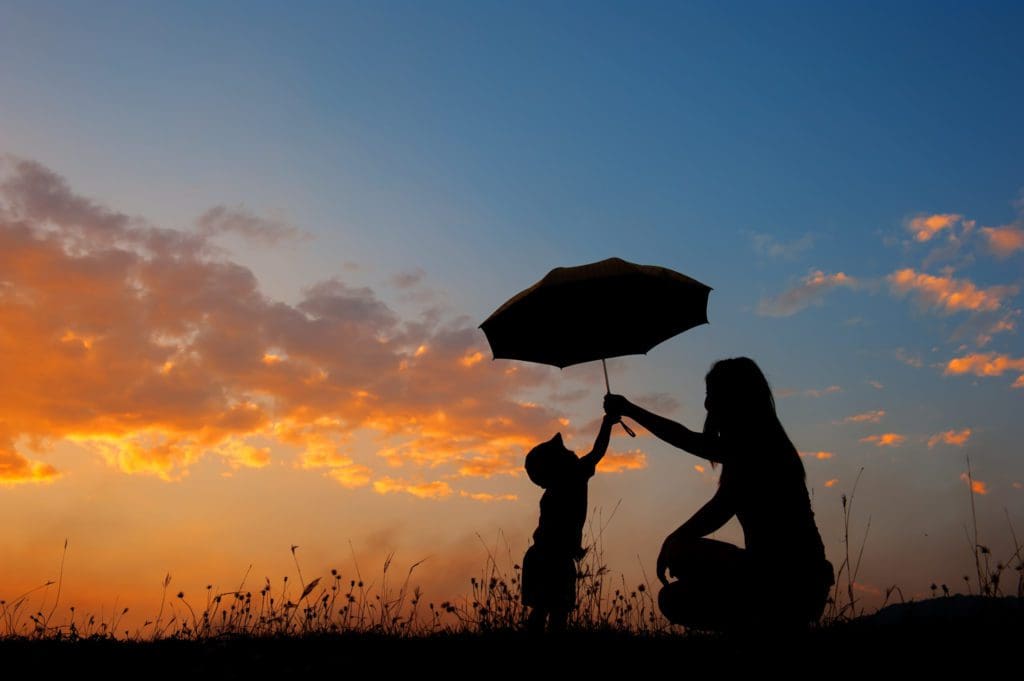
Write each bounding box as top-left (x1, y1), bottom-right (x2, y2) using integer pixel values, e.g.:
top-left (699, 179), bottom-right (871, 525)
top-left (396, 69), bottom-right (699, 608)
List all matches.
top-left (521, 544), bottom-right (577, 611)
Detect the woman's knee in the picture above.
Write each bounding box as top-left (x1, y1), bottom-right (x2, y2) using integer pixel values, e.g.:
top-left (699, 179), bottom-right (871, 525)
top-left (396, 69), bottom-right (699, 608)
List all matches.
top-left (663, 538), bottom-right (745, 582)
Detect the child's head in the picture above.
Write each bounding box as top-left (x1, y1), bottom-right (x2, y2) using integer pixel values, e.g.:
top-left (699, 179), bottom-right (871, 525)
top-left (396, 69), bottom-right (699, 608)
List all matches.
top-left (525, 433), bottom-right (576, 488)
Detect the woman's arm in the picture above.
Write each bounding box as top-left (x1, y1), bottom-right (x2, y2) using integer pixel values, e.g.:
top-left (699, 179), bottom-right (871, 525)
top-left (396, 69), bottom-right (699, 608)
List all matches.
top-left (656, 486), bottom-right (736, 585)
top-left (664, 488), bottom-right (735, 543)
top-left (604, 394), bottom-right (730, 463)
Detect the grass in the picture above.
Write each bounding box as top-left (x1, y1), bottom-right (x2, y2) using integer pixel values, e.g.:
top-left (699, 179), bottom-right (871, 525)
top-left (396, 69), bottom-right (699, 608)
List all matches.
top-left (3, 463), bottom-right (1022, 649)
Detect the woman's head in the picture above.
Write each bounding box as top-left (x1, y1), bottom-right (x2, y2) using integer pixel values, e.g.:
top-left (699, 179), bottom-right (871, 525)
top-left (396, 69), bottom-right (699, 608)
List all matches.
top-left (703, 357), bottom-right (802, 473)
top-left (703, 357), bottom-right (778, 431)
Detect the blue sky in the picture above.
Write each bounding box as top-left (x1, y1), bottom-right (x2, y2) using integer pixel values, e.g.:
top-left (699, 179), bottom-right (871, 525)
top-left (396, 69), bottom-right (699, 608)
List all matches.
top-left (1, 1), bottom-right (1023, 621)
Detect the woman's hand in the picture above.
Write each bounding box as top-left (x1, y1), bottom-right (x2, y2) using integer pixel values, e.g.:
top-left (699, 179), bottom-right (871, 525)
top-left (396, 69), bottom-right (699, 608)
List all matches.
top-left (603, 393), bottom-right (631, 419)
top-left (656, 534), bottom-right (679, 586)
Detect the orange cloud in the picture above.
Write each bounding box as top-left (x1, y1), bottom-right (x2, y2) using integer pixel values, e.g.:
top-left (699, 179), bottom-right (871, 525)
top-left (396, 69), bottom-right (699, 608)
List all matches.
top-left (0, 433), bottom-right (60, 484)
top-left (907, 214), bottom-right (961, 242)
top-left (758, 270), bottom-right (857, 317)
top-left (853, 581), bottom-right (883, 596)
top-left (841, 410), bottom-right (885, 424)
top-left (0, 157), bottom-right (568, 494)
top-left (824, 478), bottom-right (838, 488)
top-left (597, 449), bottom-right (648, 473)
top-left (779, 385), bottom-right (842, 398)
top-left (944, 353), bottom-right (1024, 389)
top-left (694, 464), bottom-right (706, 474)
top-left (927, 428), bottom-right (972, 448)
top-left (458, 490), bottom-right (518, 502)
top-left (888, 269), bottom-right (1016, 314)
top-left (292, 430), bottom-right (374, 488)
top-left (860, 433), bottom-right (905, 447)
top-left (981, 226), bottom-right (1024, 258)
top-left (1013, 481), bottom-right (1023, 490)
top-left (373, 477), bottom-right (453, 499)
top-left (459, 351), bottom-right (484, 367)
top-left (799, 451), bottom-right (834, 460)
top-left (959, 473), bottom-right (988, 495)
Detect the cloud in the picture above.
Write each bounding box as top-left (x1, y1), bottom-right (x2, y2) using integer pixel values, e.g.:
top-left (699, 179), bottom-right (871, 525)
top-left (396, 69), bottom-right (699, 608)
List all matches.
top-left (758, 270), bottom-right (857, 317)
top-left (860, 433), bottom-right (905, 447)
top-left (779, 385), bottom-right (842, 398)
top-left (867, 380), bottom-right (884, 390)
top-left (694, 464), bottom-right (706, 474)
top-left (293, 430), bottom-right (373, 488)
top-left (967, 311), bottom-right (1019, 348)
top-left (597, 449), bottom-right (648, 473)
top-left (840, 410), bottom-right (885, 424)
top-left (906, 214), bottom-right (962, 242)
top-left (824, 478), bottom-right (838, 488)
top-left (458, 490), bottom-right (518, 502)
top-left (959, 473), bottom-right (988, 496)
top-left (927, 429), bottom-right (972, 448)
top-left (373, 477), bottom-right (453, 499)
top-left (547, 388), bottom-right (590, 403)
top-left (944, 352), bottom-right (1024, 388)
top-left (887, 269), bottom-right (1016, 315)
top-left (800, 451), bottom-right (834, 460)
top-left (0, 432), bottom-right (60, 484)
top-left (0, 157), bottom-right (575, 494)
top-left (389, 269), bottom-right (427, 289)
top-left (980, 226), bottom-right (1024, 258)
top-left (893, 348), bottom-right (924, 368)
top-left (1013, 481), bottom-right (1023, 490)
top-left (633, 392), bottom-right (681, 414)
top-left (903, 201), bottom-right (1024, 267)
top-left (749, 232), bottom-right (814, 259)
top-left (196, 205), bottom-right (305, 245)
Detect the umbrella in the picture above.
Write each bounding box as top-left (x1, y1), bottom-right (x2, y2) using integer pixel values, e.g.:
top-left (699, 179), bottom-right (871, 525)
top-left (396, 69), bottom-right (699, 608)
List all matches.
top-left (480, 257), bottom-right (712, 435)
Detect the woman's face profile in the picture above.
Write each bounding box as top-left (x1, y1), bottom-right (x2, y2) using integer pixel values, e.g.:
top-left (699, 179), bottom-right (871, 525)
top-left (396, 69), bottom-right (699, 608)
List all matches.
top-left (704, 383), bottom-right (717, 415)
top-left (704, 381), bottom-right (735, 429)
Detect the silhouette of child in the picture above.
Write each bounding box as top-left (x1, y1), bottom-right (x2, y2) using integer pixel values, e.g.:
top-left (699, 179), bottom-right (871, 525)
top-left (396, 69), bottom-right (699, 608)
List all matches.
top-left (522, 413), bottom-right (615, 633)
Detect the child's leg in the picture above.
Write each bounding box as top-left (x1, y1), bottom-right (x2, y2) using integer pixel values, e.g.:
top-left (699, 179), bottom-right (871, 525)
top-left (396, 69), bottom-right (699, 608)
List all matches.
top-left (527, 607), bottom-right (547, 633)
top-left (547, 607), bottom-right (569, 633)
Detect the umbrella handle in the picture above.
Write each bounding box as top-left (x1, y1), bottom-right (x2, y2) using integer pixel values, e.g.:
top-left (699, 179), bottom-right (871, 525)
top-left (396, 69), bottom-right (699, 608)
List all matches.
top-left (602, 359), bottom-right (636, 437)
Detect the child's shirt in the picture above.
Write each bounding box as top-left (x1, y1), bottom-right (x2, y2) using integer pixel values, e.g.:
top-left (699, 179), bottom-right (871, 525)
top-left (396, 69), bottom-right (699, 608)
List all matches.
top-left (531, 455), bottom-right (598, 558)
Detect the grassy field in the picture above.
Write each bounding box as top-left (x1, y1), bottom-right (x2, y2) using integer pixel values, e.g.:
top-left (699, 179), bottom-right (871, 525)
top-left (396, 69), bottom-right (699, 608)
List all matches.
top-left (3, 475), bottom-right (1022, 674)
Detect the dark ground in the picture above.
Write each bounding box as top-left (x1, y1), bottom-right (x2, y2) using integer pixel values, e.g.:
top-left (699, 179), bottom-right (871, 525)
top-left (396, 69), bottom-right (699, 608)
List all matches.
top-left (2, 596), bottom-right (1021, 677)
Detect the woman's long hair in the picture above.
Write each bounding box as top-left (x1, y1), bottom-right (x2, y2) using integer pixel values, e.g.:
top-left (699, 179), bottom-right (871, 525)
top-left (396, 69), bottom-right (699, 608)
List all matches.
top-left (704, 357), bottom-right (805, 479)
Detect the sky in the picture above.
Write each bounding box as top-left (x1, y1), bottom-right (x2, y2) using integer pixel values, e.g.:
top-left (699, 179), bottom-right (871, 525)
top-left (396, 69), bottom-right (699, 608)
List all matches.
top-left (1, 1), bottom-right (1023, 630)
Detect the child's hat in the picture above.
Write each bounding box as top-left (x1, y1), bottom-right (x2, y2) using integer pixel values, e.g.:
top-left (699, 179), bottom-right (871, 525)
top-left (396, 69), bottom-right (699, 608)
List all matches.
top-left (525, 432), bottom-right (563, 486)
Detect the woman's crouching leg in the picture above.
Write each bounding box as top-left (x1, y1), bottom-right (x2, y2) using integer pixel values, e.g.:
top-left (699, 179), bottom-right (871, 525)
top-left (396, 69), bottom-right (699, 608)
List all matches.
top-left (657, 538), bottom-right (749, 632)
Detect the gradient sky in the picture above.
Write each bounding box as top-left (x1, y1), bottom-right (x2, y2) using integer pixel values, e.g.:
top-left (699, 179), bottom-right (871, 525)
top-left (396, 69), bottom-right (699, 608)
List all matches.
top-left (2, 1), bottom-right (1023, 630)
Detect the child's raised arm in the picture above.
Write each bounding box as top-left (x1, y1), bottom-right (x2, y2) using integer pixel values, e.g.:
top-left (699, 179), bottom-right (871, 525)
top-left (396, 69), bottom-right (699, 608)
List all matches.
top-left (581, 413), bottom-right (616, 474)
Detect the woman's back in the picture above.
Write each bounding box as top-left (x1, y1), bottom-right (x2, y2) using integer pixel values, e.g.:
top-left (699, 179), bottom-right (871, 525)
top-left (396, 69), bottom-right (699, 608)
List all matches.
top-left (720, 453), bottom-right (826, 569)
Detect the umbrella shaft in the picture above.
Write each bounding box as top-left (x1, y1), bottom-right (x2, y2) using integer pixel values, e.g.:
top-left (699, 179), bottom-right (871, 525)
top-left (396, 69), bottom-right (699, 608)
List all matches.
top-left (602, 358), bottom-right (610, 394)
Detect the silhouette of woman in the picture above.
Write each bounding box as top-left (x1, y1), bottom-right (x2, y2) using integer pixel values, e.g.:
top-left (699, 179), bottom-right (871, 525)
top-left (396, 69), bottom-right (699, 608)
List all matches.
top-left (604, 357), bottom-right (834, 632)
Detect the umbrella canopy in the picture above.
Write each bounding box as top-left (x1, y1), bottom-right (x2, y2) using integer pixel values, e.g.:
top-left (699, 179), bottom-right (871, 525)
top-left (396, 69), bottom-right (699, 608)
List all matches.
top-left (480, 257), bottom-right (712, 369)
